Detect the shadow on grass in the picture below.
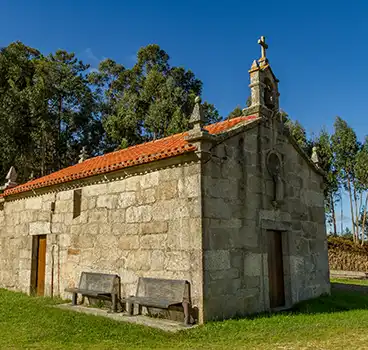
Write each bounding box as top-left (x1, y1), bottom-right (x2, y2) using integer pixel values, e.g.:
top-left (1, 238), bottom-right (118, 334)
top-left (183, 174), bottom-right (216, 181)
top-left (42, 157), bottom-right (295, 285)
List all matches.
top-left (228, 282), bottom-right (368, 322)
top-left (288, 282), bottom-right (368, 316)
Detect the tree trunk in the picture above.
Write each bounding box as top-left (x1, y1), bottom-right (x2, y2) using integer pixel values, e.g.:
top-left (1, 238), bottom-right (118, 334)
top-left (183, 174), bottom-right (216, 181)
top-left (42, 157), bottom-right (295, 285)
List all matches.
top-left (357, 191), bottom-right (364, 243)
top-left (354, 184), bottom-right (360, 242)
top-left (331, 192), bottom-right (337, 236)
top-left (340, 189), bottom-right (343, 235)
top-left (347, 176), bottom-right (356, 242)
top-left (361, 193), bottom-right (368, 246)
top-left (57, 96), bottom-right (62, 171)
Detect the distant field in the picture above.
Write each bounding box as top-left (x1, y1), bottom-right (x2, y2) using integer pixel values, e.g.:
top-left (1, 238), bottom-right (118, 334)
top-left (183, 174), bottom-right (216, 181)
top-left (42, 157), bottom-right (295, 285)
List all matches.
top-left (1, 279), bottom-right (368, 349)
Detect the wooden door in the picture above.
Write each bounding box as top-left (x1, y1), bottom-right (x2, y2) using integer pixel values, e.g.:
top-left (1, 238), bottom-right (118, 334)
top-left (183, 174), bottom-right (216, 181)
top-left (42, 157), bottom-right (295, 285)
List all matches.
top-left (36, 235), bottom-right (47, 296)
top-left (268, 231), bottom-right (285, 308)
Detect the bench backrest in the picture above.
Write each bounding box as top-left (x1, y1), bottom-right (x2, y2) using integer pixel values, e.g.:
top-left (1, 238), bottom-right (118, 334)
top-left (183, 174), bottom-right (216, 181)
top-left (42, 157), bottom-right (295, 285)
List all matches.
top-left (78, 272), bottom-right (120, 295)
top-left (136, 277), bottom-right (191, 304)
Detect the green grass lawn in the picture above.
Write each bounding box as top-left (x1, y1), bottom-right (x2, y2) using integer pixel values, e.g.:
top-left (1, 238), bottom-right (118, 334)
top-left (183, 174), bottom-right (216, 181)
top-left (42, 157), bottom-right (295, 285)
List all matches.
top-left (2, 280), bottom-right (368, 349)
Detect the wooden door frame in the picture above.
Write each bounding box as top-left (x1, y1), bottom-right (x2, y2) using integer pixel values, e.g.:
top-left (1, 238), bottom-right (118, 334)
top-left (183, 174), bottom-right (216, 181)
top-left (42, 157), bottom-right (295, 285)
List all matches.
top-left (30, 235), bottom-right (47, 296)
top-left (267, 230), bottom-right (286, 309)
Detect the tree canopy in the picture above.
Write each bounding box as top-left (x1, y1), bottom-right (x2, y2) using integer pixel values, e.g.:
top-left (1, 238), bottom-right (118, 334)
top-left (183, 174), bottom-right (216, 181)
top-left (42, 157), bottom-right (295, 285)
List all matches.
top-left (0, 42), bottom-right (220, 182)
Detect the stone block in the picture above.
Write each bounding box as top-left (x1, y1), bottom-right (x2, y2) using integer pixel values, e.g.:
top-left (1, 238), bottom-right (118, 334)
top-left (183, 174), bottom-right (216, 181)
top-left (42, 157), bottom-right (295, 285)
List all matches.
top-left (203, 198), bottom-right (231, 219)
top-left (84, 223), bottom-right (100, 235)
top-left (70, 225), bottom-right (82, 235)
top-left (57, 190), bottom-right (73, 201)
top-left (119, 269), bottom-right (138, 284)
top-left (118, 192), bottom-right (136, 209)
top-left (244, 252), bottom-right (262, 277)
top-left (308, 207), bottom-right (326, 224)
top-left (96, 195), bottom-right (118, 209)
top-left (83, 184), bottom-right (107, 197)
top-left (150, 250), bottom-right (165, 270)
top-left (141, 221), bottom-right (168, 234)
top-left (178, 175), bottom-right (200, 198)
top-left (73, 233), bottom-right (94, 249)
top-left (152, 199), bottom-right (190, 221)
top-left (126, 205), bottom-right (152, 223)
top-left (125, 176), bottom-right (140, 191)
top-left (56, 200), bottom-right (72, 213)
top-left (221, 159), bottom-right (243, 180)
top-left (25, 197), bottom-right (43, 210)
top-left (164, 251), bottom-right (190, 271)
top-left (167, 218), bottom-right (201, 250)
top-left (242, 276), bottom-right (261, 289)
top-left (158, 166), bottom-right (183, 182)
top-left (204, 178), bottom-right (239, 199)
top-left (301, 221), bottom-right (318, 239)
top-left (141, 171), bottom-right (159, 189)
top-left (117, 235), bottom-right (139, 250)
top-left (29, 222), bottom-right (50, 235)
top-left (206, 278), bottom-right (242, 297)
top-left (107, 181), bottom-right (126, 194)
top-left (157, 180), bottom-right (178, 200)
top-left (126, 250), bottom-right (151, 271)
top-left (204, 250), bottom-right (230, 271)
top-left (137, 188), bottom-right (156, 205)
top-left (88, 210), bottom-right (108, 223)
top-left (37, 211), bottom-right (50, 222)
top-left (140, 234), bottom-right (167, 249)
top-left (108, 209), bottom-right (126, 223)
top-left (209, 268), bottom-right (239, 280)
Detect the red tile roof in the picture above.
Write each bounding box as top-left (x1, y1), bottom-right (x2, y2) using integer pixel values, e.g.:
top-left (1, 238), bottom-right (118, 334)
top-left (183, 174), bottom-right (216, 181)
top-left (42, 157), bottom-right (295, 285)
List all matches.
top-left (4, 115), bottom-right (258, 197)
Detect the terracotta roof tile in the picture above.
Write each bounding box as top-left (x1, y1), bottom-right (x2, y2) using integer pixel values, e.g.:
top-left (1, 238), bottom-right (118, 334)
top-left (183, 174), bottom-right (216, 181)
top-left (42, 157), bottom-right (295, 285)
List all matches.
top-left (4, 115), bottom-right (258, 196)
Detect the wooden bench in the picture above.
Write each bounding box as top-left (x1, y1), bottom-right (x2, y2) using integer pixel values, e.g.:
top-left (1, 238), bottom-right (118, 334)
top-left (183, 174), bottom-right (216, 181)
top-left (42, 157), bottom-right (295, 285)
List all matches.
top-left (65, 272), bottom-right (121, 312)
top-left (122, 277), bottom-right (191, 325)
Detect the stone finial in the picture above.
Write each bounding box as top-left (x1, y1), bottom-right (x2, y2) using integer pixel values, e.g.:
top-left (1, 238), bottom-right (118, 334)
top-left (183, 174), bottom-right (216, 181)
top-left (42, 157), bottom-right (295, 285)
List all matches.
top-left (311, 146), bottom-right (319, 166)
top-left (78, 146), bottom-right (88, 163)
top-left (189, 96), bottom-right (206, 131)
top-left (4, 166), bottom-right (18, 189)
top-left (250, 60), bottom-right (259, 71)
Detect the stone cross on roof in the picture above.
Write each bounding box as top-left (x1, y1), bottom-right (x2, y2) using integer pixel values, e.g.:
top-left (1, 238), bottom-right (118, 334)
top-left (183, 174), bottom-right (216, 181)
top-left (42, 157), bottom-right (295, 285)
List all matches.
top-left (258, 36), bottom-right (268, 60)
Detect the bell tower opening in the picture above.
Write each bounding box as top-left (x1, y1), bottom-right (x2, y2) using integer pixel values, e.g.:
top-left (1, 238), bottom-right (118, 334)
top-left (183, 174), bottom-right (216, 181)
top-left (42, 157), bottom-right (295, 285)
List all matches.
top-left (242, 36), bottom-right (280, 117)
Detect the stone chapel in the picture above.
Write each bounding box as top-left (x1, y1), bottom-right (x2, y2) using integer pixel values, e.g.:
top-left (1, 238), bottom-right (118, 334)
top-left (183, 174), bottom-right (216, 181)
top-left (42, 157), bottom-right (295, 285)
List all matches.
top-left (0, 37), bottom-right (330, 324)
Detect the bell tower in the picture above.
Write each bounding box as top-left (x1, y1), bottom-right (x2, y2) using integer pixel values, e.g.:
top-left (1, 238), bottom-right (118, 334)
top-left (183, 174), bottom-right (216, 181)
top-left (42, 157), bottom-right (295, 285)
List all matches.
top-left (243, 36), bottom-right (280, 118)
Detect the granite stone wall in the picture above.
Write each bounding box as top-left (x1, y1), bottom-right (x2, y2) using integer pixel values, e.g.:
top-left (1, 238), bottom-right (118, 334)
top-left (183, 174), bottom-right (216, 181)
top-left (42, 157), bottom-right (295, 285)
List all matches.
top-left (201, 122), bottom-right (330, 321)
top-left (0, 159), bottom-right (204, 321)
top-left (0, 120), bottom-right (331, 324)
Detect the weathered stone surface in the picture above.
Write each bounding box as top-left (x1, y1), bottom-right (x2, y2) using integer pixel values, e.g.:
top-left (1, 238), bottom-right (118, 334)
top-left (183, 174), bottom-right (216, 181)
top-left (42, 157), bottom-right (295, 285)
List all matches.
top-left (243, 252), bottom-right (262, 277)
top-left (118, 192), bottom-right (136, 208)
top-left (107, 181), bottom-right (126, 194)
top-left (83, 184), bottom-right (108, 197)
top-left (126, 206), bottom-right (152, 223)
top-left (117, 235), bottom-right (139, 250)
top-left (25, 197), bottom-right (43, 210)
top-left (204, 250), bottom-right (230, 271)
top-left (30, 222), bottom-right (50, 235)
top-left (164, 251), bottom-right (190, 271)
top-left (88, 210), bottom-right (108, 223)
top-left (140, 234), bottom-right (167, 249)
top-left (96, 195), bottom-right (118, 209)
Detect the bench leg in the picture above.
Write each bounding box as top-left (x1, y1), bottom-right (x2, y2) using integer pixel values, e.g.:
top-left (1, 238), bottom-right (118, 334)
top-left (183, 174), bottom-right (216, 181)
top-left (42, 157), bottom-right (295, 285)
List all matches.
top-left (127, 302), bottom-right (134, 316)
top-left (138, 304), bottom-right (143, 315)
top-left (72, 293), bottom-right (77, 306)
top-left (111, 294), bottom-right (117, 313)
top-left (182, 302), bottom-right (190, 325)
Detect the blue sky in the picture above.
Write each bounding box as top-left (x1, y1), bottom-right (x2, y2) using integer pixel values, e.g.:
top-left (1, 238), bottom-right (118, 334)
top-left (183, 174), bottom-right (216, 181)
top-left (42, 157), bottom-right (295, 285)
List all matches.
top-left (2, 0), bottom-right (367, 229)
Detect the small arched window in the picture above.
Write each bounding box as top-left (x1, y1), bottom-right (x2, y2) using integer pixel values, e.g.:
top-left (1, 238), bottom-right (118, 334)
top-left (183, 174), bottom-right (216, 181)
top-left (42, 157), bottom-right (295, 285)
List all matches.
top-left (264, 78), bottom-right (275, 110)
